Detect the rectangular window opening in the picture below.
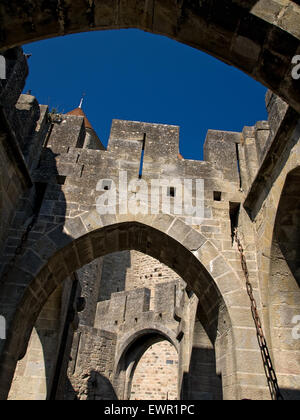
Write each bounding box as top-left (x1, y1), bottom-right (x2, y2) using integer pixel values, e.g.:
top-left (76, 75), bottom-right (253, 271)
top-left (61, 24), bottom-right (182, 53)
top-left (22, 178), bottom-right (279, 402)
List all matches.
top-left (167, 187), bottom-right (176, 198)
top-left (214, 191), bottom-right (222, 202)
top-left (80, 165), bottom-right (85, 178)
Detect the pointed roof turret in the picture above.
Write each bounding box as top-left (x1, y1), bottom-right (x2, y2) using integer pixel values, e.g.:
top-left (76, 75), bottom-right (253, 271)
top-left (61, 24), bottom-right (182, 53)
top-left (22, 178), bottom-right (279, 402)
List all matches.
top-left (66, 99), bottom-right (105, 151)
top-left (66, 103), bottom-right (93, 130)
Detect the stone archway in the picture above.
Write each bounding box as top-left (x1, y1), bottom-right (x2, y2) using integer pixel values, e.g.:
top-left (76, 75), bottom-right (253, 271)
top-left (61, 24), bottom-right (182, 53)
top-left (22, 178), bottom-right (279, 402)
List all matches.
top-left (114, 327), bottom-right (179, 400)
top-left (130, 340), bottom-right (178, 400)
top-left (0, 1), bottom-right (300, 114)
top-left (269, 166), bottom-right (300, 400)
top-left (0, 214), bottom-right (267, 400)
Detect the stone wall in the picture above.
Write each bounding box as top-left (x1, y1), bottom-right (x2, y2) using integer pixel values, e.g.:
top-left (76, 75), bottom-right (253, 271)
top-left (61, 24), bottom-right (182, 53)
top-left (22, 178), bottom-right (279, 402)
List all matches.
top-left (100, 251), bottom-right (184, 310)
top-left (246, 109), bottom-right (300, 399)
top-left (130, 340), bottom-right (178, 401)
top-left (8, 283), bottom-right (68, 400)
top-left (65, 326), bottom-right (117, 400)
top-left (182, 319), bottom-right (222, 400)
top-left (76, 258), bottom-right (103, 327)
top-left (0, 49), bottom-right (48, 257)
top-left (0, 139), bottom-right (28, 256)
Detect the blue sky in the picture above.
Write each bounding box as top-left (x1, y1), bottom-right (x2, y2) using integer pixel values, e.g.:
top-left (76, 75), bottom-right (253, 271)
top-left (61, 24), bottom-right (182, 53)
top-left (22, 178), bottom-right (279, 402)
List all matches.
top-left (23, 29), bottom-right (268, 160)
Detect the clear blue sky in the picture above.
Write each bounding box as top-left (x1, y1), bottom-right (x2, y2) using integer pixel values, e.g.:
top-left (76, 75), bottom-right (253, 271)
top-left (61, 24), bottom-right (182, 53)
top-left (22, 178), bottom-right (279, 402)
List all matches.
top-left (23, 29), bottom-right (268, 160)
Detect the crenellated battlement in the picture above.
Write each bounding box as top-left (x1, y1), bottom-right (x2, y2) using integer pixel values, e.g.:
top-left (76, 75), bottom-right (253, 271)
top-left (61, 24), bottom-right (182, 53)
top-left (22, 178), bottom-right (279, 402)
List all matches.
top-left (94, 280), bottom-right (184, 339)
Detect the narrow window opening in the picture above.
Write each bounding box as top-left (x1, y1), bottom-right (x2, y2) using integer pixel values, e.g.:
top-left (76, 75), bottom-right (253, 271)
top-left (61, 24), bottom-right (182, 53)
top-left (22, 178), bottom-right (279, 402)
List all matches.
top-left (235, 143), bottom-right (242, 189)
top-left (123, 296), bottom-right (128, 322)
top-left (80, 165), bottom-right (85, 178)
top-left (230, 202), bottom-right (241, 243)
top-left (214, 191), bottom-right (222, 201)
top-left (167, 187), bottom-right (176, 198)
top-left (138, 134), bottom-right (146, 179)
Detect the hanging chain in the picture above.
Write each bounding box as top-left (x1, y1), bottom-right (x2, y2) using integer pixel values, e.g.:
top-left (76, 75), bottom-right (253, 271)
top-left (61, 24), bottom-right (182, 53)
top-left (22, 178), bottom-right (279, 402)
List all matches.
top-left (234, 228), bottom-right (284, 401)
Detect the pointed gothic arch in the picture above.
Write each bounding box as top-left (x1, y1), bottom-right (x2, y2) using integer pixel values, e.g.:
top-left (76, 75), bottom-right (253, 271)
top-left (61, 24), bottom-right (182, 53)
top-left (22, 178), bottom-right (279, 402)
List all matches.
top-left (269, 166), bottom-right (300, 400)
top-left (0, 213), bottom-right (264, 399)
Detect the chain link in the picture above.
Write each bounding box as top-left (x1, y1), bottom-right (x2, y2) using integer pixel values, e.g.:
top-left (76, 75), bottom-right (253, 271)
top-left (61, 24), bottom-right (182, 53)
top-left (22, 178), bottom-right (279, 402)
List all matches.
top-left (234, 228), bottom-right (284, 401)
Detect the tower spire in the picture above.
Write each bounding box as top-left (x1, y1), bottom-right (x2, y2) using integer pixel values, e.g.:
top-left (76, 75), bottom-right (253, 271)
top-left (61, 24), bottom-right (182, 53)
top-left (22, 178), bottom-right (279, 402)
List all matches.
top-left (79, 92), bottom-right (86, 109)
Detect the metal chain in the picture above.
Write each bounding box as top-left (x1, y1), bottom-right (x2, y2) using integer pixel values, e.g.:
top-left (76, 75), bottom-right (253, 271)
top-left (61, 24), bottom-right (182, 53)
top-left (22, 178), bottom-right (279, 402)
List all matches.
top-left (234, 228), bottom-right (284, 401)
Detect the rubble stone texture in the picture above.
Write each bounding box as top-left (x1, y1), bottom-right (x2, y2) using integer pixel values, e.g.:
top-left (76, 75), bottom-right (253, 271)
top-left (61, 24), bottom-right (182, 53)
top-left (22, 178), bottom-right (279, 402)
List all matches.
top-left (0, 5), bottom-right (300, 399)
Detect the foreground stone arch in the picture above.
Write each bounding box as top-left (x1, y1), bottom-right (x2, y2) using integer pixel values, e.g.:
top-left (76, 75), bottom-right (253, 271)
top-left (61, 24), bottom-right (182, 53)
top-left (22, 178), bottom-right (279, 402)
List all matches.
top-left (0, 213), bottom-right (266, 399)
top-left (0, 1), bottom-right (300, 113)
top-left (269, 166), bottom-right (300, 399)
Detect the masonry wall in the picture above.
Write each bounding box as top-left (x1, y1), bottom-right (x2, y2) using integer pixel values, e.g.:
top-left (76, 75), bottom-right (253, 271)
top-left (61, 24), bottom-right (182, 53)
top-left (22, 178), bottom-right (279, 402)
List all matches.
top-left (65, 327), bottom-right (117, 400)
top-left (8, 284), bottom-right (67, 400)
top-left (100, 251), bottom-right (184, 310)
top-left (0, 49), bottom-right (49, 258)
top-left (247, 101), bottom-right (300, 399)
top-left (76, 258), bottom-right (103, 326)
top-left (130, 341), bottom-right (178, 400)
top-left (182, 319), bottom-right (223, 400)
top-left (0, 141), bottom-right (28, 256)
